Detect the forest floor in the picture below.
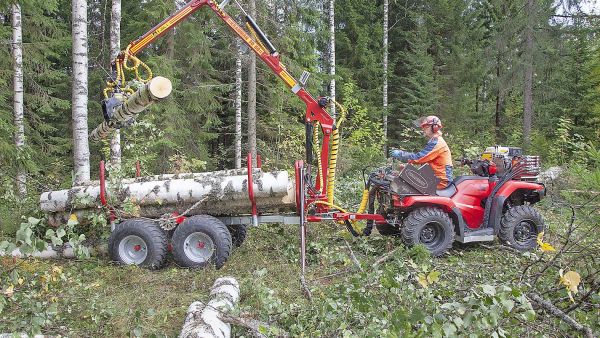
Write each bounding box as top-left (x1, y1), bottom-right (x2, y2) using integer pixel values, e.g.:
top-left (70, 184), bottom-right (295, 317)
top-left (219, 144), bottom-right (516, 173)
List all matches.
top-left (1, 184), bottom-right (599, 337)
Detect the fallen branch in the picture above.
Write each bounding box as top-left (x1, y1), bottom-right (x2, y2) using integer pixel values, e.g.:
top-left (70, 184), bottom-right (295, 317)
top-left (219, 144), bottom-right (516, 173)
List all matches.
top-left (479, 243), bottom-right (520, 254)
top-left (344, 240), bottom-right (363, 271)
top-left (220, 312), bottom-right (289, 338)
top-left (528, 293), bottom-right (595, 338)
top-left (373, 247), bottom-right (400, 267)
top-left (300, 274), bottom-right (312, 301)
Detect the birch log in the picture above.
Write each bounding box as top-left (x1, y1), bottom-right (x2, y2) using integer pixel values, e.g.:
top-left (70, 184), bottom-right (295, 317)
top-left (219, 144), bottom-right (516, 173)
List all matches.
top-left (180, 277), bottom-right (240, 338)
top-left (40, 169), bottom-right (295, 226)
top-left (90, 76), bottom-right (172, 141)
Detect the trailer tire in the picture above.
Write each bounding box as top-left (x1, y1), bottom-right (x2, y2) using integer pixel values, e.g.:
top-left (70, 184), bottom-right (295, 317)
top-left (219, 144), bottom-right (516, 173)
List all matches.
top-left (402, 207), bottom-right (454, 257)
top-left (499, 205), bottom-right (544, 251)
top-left (108, 219), bottom-right (168, 269)
top-left (172, 215), bottom-right (232, 269)
top-left (227, 224), bottom-right (248, 247)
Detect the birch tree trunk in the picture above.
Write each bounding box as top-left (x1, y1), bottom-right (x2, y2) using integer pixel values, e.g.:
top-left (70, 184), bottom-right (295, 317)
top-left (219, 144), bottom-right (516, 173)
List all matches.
top-left (235, 40), bottom-right (243, 169)
top-left (522, 0), bottom-right (534, 149)
top-left (328, 0), bottom-right (336, 120)
top-left (247, 0), bottom-right (257, 167)
top-left (12, 4), bottom-right (26, 197)
top-left (72, 0), bottom-right (90, 184)
top-left (382, 0), bottom-right (389, 155)
top-left (109, 0), bottom-right (122, 169)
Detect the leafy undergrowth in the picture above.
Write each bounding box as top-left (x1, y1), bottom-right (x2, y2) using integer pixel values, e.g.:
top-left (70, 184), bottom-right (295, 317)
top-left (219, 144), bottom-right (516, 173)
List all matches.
top-left (1, 173), bottom-right (599, 337)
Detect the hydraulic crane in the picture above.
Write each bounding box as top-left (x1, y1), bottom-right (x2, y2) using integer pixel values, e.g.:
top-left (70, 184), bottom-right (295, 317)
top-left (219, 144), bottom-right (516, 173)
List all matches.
top-left (101, 0), bottom-right (370, 271)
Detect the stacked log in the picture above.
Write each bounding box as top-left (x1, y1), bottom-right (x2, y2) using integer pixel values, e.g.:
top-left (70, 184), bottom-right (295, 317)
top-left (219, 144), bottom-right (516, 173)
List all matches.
top-left (40, 168), bottom-right (296, 226)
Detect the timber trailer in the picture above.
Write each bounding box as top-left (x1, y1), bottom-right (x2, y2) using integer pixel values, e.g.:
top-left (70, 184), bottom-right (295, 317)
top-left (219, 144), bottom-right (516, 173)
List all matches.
top-left (40, 0), bottom-right (547, 270)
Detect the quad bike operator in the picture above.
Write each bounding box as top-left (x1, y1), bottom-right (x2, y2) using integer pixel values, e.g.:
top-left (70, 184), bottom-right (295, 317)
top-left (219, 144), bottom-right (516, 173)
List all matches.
top-left (389, 116), bottom-right (454, 189)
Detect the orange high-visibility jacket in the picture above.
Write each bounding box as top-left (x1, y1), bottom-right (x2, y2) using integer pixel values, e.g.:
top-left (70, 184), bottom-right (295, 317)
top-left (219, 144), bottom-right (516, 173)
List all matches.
top-left (405, 136), bottom-right (453, 189)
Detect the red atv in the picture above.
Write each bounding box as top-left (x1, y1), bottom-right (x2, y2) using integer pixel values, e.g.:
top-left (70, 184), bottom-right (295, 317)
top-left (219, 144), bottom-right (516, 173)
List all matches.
top-left (361, 159), bottom-right (546, 256)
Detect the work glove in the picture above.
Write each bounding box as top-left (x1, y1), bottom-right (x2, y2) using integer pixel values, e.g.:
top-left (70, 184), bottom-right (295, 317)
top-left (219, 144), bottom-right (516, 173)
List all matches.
top-left (389, 148), bottom-right (409, 161)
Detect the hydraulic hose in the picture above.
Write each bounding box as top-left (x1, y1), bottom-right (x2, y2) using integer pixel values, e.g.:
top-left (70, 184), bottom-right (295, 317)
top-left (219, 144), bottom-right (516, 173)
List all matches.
top-left (326, 127), bottom-right (339, 204)
top-left (313, 121), bottom-right (324, 193)
top-left (326, 100), bottom-right (347, 205)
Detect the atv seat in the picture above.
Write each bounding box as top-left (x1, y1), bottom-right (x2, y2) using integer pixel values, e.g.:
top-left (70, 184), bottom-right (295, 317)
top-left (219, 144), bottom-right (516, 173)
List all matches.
top-left (436, 183), bottom-right (457, 197)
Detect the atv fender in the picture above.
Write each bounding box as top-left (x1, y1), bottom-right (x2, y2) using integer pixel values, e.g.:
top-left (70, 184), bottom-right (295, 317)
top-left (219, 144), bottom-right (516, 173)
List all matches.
top-left (489, 181), bottom-right (545, 232)
top-left (400, 196), bottom-right (456, 212)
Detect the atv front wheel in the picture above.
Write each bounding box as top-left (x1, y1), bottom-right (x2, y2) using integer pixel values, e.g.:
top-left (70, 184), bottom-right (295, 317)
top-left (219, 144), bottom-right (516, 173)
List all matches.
top-left (499, 205), bottom-right (544, 251)
top-left (402, 207), bottom-right (454, 257)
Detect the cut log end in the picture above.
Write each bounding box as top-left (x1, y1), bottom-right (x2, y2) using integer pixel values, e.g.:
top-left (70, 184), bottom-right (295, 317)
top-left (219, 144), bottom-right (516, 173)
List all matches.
top-left (148, 76), bottom-right (172, 99)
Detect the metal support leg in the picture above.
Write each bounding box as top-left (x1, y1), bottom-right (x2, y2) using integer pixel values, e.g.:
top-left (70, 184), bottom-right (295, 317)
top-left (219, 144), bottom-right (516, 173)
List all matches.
top-left (298, 165), bottom-right (307, 274)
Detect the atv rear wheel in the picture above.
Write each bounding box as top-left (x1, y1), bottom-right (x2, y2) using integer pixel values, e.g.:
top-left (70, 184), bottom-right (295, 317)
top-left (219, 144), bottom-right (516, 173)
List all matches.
top-left (499, 205), bottom-right (544, 251)
top-left (402, 207), bottom-right (454, 257)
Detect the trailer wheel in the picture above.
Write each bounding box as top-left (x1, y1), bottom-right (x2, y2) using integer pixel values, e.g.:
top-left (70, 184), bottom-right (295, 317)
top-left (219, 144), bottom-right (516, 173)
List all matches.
top-left (227, 224), bottom-right (248, 247)
top-left (172, 215), bottom-right (232, 269)
top-left (499, 205), bottom-right (544, 251)
top-left (402, 207), bottom-right (454, 257)
top-left (108, 219), bottom-right (168, 269)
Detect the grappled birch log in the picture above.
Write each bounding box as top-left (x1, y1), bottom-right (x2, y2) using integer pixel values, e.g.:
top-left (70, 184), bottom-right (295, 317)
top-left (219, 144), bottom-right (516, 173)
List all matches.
top-left (179, 277), bottom-right (240, 338)
top-left (90, 76), bottom-right (172, 141)
top-left (40, 168), bottom-right (295, 226)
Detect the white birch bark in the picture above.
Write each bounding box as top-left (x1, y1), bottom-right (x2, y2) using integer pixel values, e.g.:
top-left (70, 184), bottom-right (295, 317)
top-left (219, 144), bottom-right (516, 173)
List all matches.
top-left (89, 77), bottom-right (172, 141)
top-left (247, 0), bottom-right (257, 167)
top-left (382, 0), bottom-right (389, 154)
top-left (12, 4), bottom-right (26, 197)
top-left (329, 0), bottom-right (336, 120)
top-left (179, 277), bottom-right (240, 338)
top-left (109, 0), bottom-right (122, 168)
top-left (40, 169), bottom-right (296, 225)
top-left (523, 0), bottom-right (534, 148)
top-left (235, 41), bottom-right (243, 169)
top-left (72, 0), bottom-right (90, 184)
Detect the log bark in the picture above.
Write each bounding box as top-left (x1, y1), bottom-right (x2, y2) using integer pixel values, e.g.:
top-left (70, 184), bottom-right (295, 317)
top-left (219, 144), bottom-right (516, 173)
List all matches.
top-left (90, 76), bottom-right (173, 141)
top-left (72, 0), bottom-right (90, 184)
top-left (12, 3), bottom-right (26, 197)
top-left (40, 169), bottom-right (296, 225)
top-left (109, 0), bottom-right (122, 168)
top-left (180, 277), bottom-right (240, 338)
top-left (0, 243), bottom-right (107, 259)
